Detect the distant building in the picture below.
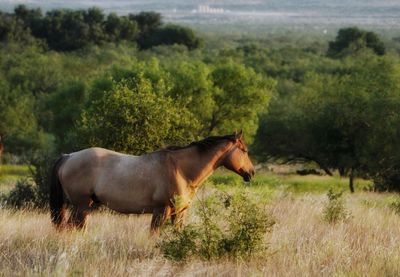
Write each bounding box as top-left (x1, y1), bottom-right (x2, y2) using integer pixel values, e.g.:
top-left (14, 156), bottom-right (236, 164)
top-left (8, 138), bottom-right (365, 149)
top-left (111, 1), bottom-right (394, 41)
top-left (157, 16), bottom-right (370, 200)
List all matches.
top-left (195, 5), bottom-right (224, 14)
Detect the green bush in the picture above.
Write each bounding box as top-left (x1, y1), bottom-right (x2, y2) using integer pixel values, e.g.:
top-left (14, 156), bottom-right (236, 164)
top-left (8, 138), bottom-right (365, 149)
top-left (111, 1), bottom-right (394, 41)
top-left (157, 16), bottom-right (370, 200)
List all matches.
top-left (160, 226), bottom-right (199, 261)
top-left (322, 189), bottom-right (349, 223)
top-left (389, 196), bottom-right (400, 215)
top-left (1, 178), bottom-right (37, 208)
top-left (218, 194), bottom-right (273, 256)
top-left (1, 150), bottom-right (56, 209)
top-left (159, 192), bottom-right (275, 261)
top-left (28, 151), bottom-right (56, 208)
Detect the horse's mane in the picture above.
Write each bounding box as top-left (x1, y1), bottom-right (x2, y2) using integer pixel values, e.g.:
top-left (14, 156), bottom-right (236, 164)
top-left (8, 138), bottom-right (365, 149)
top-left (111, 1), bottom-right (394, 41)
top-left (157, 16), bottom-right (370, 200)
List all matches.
top-left (163, 134), bottom-right (237, 153)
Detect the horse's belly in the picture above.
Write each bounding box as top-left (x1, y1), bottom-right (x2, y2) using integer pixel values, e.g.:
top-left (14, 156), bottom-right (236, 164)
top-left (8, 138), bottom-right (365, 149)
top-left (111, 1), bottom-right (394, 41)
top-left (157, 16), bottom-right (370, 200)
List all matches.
top-left (95, 181), bottom-right (169, 214)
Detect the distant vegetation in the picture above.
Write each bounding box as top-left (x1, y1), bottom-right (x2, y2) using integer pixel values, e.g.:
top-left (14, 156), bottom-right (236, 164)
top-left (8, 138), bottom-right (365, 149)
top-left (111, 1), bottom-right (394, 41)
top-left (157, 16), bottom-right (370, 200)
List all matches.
top-left (1, 5), bottom-right (400, 194)
top-left (0, 5), bottom-right (202, 51)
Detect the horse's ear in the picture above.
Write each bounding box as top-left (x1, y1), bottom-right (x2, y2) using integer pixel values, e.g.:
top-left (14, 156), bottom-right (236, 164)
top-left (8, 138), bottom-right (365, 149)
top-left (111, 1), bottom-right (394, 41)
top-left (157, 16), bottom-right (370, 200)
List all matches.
top-left (235, 129), bottom-right (243, 140)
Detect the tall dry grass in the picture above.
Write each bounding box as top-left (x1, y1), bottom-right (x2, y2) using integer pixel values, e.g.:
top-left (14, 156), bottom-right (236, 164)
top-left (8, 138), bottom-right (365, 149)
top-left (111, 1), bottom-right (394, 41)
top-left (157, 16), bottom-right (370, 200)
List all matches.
top-left (1, 192), bottom-right (399, 276)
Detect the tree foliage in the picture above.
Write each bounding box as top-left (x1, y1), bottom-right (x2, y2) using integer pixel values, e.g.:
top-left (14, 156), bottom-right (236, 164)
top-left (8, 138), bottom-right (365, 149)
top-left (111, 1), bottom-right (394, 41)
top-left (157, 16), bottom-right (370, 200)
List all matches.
top-left (255, 53), bottom-right (400, 191)
top-left (0, 5), bottom-right (201, 51)
top-left (328, 27), bottom-right (385, 58)
top-left (74, 75), bottom-right (199, 154)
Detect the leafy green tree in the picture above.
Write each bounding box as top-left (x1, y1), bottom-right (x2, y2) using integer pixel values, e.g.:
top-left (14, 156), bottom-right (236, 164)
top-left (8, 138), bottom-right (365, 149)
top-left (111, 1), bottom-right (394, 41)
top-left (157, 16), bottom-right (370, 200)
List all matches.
top-left (83, 7), bottom-right (107, 44)
top-left (42, 10), bottom-right (90, 51)
top-left (73, 75), bottom-right (198, 154)
top-left (328, 27), bottom-right (385, 58)
top-left (42, 82), bottom-right (87, 150)
top-left (138, 24), bottom-right (202, 50)
top-left (208, 62), bottom-right (275, 143)
top-left (131, 11), bottom-right (162, 35)
top-left (255, 54), bottom-right (400, 192)
top-left (166, 61), bottom-right (214, 136)
top-left (0, 78), bottom-right (46, 154)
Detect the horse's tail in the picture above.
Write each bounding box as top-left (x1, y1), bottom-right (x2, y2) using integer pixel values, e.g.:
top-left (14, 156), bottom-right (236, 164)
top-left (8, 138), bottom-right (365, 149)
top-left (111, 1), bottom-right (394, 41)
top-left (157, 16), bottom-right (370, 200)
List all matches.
top-left (50, 155), bottom-right (68, 227)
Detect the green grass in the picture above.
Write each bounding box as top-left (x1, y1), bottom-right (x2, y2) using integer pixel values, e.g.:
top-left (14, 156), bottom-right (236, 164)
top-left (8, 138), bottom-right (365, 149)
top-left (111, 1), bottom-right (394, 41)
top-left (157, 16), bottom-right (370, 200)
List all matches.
top-left (0, 164), bottom-right (30, 194)
top-left (209, 169), bottom-right (373, 194)
top-left (0, 163), bottom-right (374, 196)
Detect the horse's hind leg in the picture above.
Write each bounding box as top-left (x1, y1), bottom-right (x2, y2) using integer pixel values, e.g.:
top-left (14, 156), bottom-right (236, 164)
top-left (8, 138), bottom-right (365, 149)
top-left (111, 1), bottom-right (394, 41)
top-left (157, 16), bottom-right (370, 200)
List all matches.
top-left (69, 206), bottom-right (90, 229)
top-left (68, 198), bottom-right (92, 230)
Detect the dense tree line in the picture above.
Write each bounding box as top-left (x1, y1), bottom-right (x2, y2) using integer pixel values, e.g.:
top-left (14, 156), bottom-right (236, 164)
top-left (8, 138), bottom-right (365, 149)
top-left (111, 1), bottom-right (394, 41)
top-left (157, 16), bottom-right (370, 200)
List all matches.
top-left (0, 5), bottom-right (399, 192)
top-left (0, 5), bottom-right (202, 51)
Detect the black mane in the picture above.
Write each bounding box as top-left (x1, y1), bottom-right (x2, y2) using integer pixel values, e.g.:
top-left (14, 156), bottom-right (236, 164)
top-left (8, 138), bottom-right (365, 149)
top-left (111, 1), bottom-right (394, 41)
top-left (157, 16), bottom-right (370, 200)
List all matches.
top-left (164, 134), bottom-right (237, 152)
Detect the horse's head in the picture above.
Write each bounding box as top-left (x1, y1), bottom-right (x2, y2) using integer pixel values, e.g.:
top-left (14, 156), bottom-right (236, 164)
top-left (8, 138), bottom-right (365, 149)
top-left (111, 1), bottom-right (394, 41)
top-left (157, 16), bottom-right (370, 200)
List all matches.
top-left (222, 130), bottom-right (255, 182)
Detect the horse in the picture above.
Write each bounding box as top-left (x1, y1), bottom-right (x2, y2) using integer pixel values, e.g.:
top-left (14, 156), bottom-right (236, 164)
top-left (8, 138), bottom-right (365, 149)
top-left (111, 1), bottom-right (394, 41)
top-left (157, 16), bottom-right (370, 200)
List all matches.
top-left (49, 131), bottom-right (255, 234)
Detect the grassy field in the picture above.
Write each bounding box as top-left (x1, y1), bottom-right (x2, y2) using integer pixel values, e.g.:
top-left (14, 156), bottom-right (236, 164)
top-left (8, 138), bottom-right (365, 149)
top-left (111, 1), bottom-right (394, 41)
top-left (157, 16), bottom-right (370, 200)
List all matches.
top-left (0, 165), bottom-right (399, 276)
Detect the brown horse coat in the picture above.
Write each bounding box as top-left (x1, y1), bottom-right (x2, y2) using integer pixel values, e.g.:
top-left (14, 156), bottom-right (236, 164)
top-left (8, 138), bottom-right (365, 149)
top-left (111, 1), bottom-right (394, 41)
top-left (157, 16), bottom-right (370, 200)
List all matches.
top-left (50, 132), bottom-right (255, 233)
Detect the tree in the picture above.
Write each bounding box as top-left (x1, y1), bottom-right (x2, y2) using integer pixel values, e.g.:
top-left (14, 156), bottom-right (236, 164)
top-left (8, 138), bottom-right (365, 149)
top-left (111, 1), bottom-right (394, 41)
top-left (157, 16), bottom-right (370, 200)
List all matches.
top-left (208, 62), bottom-right (275, 143)
top-left (42, 10), bottom-right (91, 51)
top-left (328, 27), bottom-right (385, 58)
top-left (42, 82), bottom-right (87, 150)
top-left (0, 78), bottom-right (46, 154)
top-left (138, 24), bottom-right (202, 50)
top-left (255, 54), bottom-right (400, 192)
top-left (73, 75), bottom-right (199, 154)
top-left (166, 61), bottom-right (214, 137)
top-left (131, 11), bottom-right (162, 35)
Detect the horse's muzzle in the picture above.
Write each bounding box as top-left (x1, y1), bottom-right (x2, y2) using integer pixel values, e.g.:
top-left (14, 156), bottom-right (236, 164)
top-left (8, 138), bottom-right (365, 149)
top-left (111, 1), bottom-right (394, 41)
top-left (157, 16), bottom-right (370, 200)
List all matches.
top-left (242, 172), bottom-right (252, 182)
top-left (240, 168), bottom-right (255, 182)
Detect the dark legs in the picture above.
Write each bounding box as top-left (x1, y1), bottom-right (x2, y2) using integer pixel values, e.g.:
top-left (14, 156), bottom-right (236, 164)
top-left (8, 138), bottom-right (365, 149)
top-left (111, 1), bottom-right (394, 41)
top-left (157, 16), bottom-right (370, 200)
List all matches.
top-left (66, 197), bottom-right (93, 230)
top-left (150, 206), bottom-right (172, 235)
top-left (68, 206), bottom-right (90, 229)
top-left (150, 206), bottom-right (188, 235)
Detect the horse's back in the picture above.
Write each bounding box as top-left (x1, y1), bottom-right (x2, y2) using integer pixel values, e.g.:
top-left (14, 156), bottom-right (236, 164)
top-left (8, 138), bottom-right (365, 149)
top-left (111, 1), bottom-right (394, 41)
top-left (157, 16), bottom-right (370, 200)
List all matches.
top-left (59, 148), bottom-right (133, 203)
top-left (61, 147), bottom-right (129, 177)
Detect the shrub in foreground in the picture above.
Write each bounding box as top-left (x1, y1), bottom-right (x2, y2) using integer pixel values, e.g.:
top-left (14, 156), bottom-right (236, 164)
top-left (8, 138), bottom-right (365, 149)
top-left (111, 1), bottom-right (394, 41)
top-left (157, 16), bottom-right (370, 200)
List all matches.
top-left (389, 196), bottom-right (400, 215)
top-left (159, 192), bottom-right (275, 261)
top-left (1, 178), bottom-right (37, 208)
top-left (1, 150), bottom-right (56, 209)
top-left (322, 189), bottom-right (349, 223)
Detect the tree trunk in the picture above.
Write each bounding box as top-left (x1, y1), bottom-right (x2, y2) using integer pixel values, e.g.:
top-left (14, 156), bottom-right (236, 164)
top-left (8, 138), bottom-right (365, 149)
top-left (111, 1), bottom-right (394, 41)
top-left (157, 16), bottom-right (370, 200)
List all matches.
top-left (349, 168), bottom-right (354, 193)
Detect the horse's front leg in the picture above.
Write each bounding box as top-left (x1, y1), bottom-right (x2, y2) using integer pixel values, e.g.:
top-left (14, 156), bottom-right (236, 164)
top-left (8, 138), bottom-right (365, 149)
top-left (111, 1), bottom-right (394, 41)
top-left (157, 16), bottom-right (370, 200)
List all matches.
top-left (150, 206), bottom-right (172, 235)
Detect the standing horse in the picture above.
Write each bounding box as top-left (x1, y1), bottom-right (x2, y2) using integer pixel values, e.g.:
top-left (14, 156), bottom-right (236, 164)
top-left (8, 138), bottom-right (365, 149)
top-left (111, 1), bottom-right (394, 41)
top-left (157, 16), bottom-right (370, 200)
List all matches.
top-left (50, 131), bottom-right (255, 233)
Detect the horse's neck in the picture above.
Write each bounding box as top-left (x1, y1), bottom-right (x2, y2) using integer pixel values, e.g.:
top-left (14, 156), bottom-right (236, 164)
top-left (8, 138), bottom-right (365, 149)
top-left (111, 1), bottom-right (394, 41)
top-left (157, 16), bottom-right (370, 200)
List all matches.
top-left (174, 142), bottom-right (232, 188)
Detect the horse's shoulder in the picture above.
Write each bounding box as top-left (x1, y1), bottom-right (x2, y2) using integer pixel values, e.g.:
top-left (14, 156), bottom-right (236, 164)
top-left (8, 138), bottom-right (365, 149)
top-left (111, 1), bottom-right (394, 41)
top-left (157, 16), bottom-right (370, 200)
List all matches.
top-left (145, 150), bottom-right (176, 165)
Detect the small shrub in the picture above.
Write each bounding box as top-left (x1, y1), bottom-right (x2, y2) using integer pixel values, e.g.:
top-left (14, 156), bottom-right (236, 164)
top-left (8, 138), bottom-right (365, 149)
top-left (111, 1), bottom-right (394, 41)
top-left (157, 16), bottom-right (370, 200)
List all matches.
top-left (160, 226), bottom-right (198, 261)
top-left (1, 151), bottom-right (56, 209)
top-left (322, 189), bottom-right (349, 223)
top-left (2, 178), bottom-right (38, 208)
top-left (196, 196), bottom-right (224, 260)
top-left (218, 194), bottom-right (275, 257)
top-left (28, 151), bottom-right (57, 208)
top-left (389, 197), bottom-right (400, 215)
top-left (159, 192), bottom-right (275, 261)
